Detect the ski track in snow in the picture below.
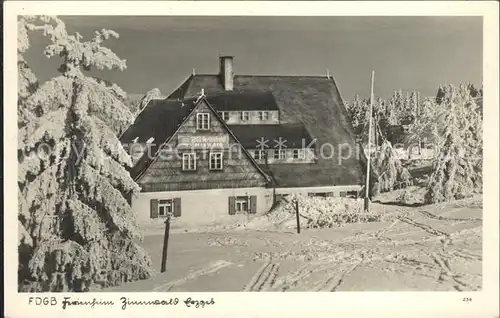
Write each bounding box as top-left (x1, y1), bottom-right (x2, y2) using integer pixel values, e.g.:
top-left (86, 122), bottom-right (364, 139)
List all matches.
top-left (134, 198), bottom-right (481, 292)
top-left (152, 260), bottom-right (233, 292)
top-left (238, 202), bottom-right (481, 292)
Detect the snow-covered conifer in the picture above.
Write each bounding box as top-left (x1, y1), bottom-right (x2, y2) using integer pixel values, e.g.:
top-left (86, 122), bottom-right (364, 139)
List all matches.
top-left (18, 16), bottom-right (153, 292)
top-left (425, 84), bottom-right (483, 203)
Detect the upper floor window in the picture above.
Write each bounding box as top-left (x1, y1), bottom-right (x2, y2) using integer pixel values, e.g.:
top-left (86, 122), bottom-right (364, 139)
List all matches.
top-left (258, 111), bottom-right (269, 121)
top-left (209, 152), bottom-right (223, 170)
top-left (293, 149), bottom-right (306, 160)
top-left (196, 113), bottom-right (210, 130)
top-left (239, 111), bottom-right (250, 121)
top-left (182, 153), bottom-right (197, 171)
top-left (274, 149), bottom-right (286, 160)
top-left (253, 150), bottom-right (266, 160)
top-left (219, 111), bottom-right (229, 121)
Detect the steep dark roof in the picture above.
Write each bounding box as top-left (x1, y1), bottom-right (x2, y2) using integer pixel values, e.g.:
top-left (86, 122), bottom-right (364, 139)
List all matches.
top-left (167, 74), bottom-right (369, 187)
top-left (206, 91), bottom-right (279, 111)
top-left (121, 98), bottom-right (198, 144)
top-left (229, 124), bottom-right (312, 149)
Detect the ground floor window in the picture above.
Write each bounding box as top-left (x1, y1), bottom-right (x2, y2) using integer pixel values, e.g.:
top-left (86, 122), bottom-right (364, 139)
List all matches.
top-left (151, 198), bottom-right (182, 218)
top-left (235, 196), bottom-right (249, 212)
top-left (158, 199), bottom-right (173, 217)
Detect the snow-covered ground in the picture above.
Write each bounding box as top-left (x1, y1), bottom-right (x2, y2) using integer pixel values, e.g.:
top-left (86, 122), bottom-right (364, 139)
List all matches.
top-left (103, 193), bottom-right (482, 292)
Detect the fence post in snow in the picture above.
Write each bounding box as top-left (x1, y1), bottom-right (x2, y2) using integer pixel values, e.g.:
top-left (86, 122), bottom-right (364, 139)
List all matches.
top-left (160, 215), bottom-right (171, 273)
top-left (295, 200), bottom-right (301, 234)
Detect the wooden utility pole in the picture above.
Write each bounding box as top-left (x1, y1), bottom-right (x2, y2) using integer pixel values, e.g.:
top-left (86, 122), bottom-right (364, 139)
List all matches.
top-left (364, 71), bottom-right (375, 212)
top-left (160, 216), bottom-right (171, 273)
top-left (295, 200), bottom-right (301, 234)
top-left (416, 91), bottom-right (421, 154)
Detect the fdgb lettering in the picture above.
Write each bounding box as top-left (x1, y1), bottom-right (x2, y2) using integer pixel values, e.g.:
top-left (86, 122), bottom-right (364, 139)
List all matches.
top-left (29, 297), bottom-right (57, 306)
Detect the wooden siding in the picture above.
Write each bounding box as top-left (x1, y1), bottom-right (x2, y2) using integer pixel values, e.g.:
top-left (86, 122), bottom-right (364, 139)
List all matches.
top-left (138, 101), bottom-right (267, 192)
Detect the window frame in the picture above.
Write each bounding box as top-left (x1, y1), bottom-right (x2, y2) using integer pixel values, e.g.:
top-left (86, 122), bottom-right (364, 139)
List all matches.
top-left (273, 149), bottom-right (286, 160)
top-left (239, 111), bottom-right (250, 121)
top-left (158, 199), bottom-right (173, 217)
top-left (253, 150), bottom-right (265, 160)
top-left (219, 111), bottom-right (229, 121)
top-left (209, 152), bottom-right (223, 170)
top-left (196, 112), bottom-right (210, 130)
top-left (258, 111), bottom-right (269, 121)
top-left (235, 196), bottom-right (249, 213)
top-left (182, 153), bottom-right (197, 171)
top-left (293, 149), bottom-right (306, 160)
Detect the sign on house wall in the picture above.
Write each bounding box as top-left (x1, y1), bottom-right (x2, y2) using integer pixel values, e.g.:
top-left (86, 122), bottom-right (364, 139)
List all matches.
top-left (178, 134), bottom-right (230, 149)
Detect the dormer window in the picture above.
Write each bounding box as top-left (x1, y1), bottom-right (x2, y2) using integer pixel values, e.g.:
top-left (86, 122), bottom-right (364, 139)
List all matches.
top-left (274, 149), bottom-right (286, 160)
top-left (218, 111), bottom-right (229, 121)
top-left (239, 111), bottom-right (250, 121)
top-left (253, 150), bottom-right (266, 160)
top-left (196, 113), bottom-right (210, 130)
top-left (293, 149), bottom-right (306, 160)
top-left (258, 111), bottom-right (269, 121)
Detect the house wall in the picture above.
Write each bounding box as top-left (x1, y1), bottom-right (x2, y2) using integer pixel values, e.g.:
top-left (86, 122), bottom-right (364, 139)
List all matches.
top-left (133, 184), bottom-right (362, 227)
top-left (132, 187), bottom-right (274, 226)
top-left (222, 110), bottom-right (279, 125)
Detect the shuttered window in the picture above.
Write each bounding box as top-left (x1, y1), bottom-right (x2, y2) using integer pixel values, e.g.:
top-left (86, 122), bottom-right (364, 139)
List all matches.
top-left (152, 198), bottom-right (181, 218)
top-left (228, 196), bottom-right (258, 214)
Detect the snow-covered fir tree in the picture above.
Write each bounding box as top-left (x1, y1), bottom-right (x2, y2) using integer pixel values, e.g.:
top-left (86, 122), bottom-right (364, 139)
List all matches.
top-left (372, 140), bottom-right (410, 193)
top-left (345, 94), bottom-right (367, 133)
top-left (406, 96), bottom-right (442, 149)
top-left (18, 15), bottom-right (40, 283)
top-left (138, 88), bottom-right (163, 113)
top-left (18, 16), bottom-right (153, 292)
top-left (425, 84), bottom-right (483, 203)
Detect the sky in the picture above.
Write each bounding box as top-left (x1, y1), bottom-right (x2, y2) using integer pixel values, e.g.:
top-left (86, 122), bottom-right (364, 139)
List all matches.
top-left (24, 16), bottom-right (483, 100)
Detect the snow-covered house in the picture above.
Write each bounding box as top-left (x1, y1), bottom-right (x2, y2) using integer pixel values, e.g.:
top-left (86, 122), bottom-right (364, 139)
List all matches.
top-left (120, 56), bottom-right (368, 225)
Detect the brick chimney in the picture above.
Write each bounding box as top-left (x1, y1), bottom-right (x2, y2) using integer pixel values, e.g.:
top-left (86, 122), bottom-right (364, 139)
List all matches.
top-left (219, 56), bottom-right (234, 91)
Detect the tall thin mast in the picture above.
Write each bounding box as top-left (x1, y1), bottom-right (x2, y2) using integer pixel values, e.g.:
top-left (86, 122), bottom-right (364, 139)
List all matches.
top-left (364, 71), bottom-right (375, 212)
